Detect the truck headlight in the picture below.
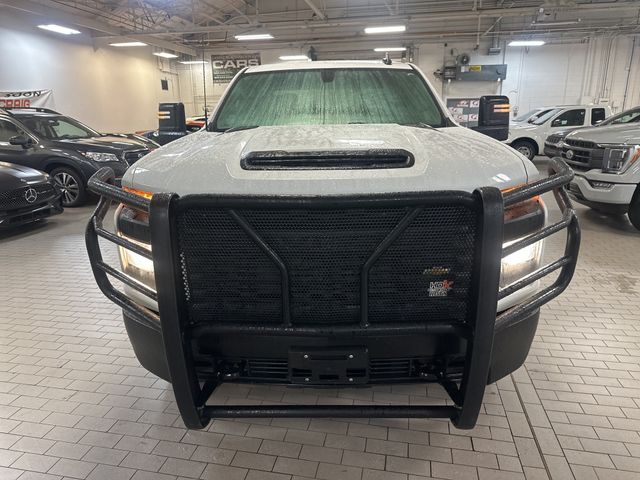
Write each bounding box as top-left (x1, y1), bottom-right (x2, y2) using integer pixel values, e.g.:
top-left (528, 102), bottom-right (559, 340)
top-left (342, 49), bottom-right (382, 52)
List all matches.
top-left (83, 151), bottom-right (120, 163)
top-left (118, 237), bottom-right (155, 290)
top-left (602, 145), bottom-right (640, 173)
top-left (500, 239), bottom-right (543, 289)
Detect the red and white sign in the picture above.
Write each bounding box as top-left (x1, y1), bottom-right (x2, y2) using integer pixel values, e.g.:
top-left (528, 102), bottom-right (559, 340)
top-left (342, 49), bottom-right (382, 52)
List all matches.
top-left (0, 89), bottom-right (55, 109)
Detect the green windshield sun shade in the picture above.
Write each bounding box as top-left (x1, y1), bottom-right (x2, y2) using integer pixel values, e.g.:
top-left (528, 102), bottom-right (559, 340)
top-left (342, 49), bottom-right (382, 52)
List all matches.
top-left (214, 68), bottom-right (445, 130)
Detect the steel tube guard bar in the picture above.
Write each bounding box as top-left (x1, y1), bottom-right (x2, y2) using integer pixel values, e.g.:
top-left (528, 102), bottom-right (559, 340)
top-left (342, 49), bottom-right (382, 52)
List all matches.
top-left (85, 157), bottom-right (579, 430)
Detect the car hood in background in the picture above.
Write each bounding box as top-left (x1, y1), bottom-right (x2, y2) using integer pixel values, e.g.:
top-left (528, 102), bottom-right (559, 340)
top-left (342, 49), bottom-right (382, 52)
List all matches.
top-left (51, 135), bottom-right (150, 153)
top-left (125, 124), bottom-right (535, 196)
top-left (0, 161), bottom-right (48, 190)
top-left (565, 123), bottom-right (640, 145)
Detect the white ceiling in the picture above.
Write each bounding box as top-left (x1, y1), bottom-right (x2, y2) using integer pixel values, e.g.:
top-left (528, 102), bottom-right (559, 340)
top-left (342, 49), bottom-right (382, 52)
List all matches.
top-left (2, 0), bottom-right (640, 57)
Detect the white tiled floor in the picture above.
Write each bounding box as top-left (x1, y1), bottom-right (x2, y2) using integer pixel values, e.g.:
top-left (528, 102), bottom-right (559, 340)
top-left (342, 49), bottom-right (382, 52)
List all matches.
top-left (1, 171), bottom-right (639, 480)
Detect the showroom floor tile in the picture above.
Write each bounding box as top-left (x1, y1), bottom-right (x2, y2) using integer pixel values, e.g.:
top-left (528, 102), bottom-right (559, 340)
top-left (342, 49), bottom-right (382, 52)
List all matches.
top-left (1, 169), bottom-right (639, 479)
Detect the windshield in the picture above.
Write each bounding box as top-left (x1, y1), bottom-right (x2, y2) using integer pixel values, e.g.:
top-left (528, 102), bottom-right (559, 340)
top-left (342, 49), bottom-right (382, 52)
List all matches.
top-left (532, 108), bottom-right (562, 125)
top-left (600, 108), bottom-right (640, 126)
top-left (19, 115), bottom-right (100, 140)
top-left (212, 68), bottom-right (447, 131)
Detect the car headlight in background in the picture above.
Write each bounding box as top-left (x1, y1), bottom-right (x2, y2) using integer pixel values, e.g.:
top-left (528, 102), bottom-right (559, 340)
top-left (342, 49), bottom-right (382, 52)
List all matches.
top-left (83, 151), bottom-right (120, 162)
top-left (500, 239), bottom-right (543, 289)
top-left (602, 145), bottom-right (640, 173)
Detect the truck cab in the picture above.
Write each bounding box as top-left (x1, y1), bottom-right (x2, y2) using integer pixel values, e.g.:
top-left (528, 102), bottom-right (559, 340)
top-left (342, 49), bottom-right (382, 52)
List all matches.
top-left (84, 61), bottom-right (579, 430)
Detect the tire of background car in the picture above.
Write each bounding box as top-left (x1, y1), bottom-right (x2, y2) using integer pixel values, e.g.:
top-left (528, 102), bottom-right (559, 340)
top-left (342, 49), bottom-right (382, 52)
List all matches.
top-left (50, 166), bottom-right (86, 207)
top-left (628, 184), bottom-right (640, 231)
top-left (511, 139), bottom-right (537, 160)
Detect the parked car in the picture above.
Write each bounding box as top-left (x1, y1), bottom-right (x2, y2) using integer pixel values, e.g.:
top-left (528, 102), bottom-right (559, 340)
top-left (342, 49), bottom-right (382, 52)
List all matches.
top-left (84, 60), bottom-right (579, 430)
top-left (544, 106), bottom-right (640, 158)
top-left (506, 104), bottom-right (611, 159)
top-left (560, 114), bottom-right (640, 229)
top-left (0, 161), bottom-right (62, 228)
top-left (186, 116), bottom-right (206, 131)
top-left (0, 107), bottom-right (153, 206)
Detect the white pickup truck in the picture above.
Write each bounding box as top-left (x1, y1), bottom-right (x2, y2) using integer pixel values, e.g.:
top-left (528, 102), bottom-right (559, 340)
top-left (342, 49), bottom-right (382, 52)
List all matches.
top-left (560, 107), bottom-right (640, 229)
top-left (84, 60), bottom-right (579, 430)
top-left (506, 104), bottom-right (611, 159)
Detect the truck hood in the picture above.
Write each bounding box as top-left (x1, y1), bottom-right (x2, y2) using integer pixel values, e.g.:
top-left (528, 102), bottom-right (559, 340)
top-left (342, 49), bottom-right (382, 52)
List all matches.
top-left (125, 124), bottom-right (534, 196)
top-left (566, 123), bottom-right (640, 145)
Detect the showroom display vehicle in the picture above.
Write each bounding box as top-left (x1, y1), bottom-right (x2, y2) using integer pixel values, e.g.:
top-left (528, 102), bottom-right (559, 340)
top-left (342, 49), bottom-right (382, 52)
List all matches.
top-left (0, 161), bottom-right (62, 228)
top-left (506, 104), bottom-right (611, 159)
top-left (0, 107), bottom-right (153, 206)
top-left (560, 117), bottom-right (640, 229)
top-left (85, 61), bottom-right (580, 430)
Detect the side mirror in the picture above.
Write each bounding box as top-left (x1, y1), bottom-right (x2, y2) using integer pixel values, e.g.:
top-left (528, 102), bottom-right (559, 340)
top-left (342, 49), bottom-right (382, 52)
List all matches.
top-left (9, 135), bottom-right (32, 149)
top-left (470, 95), bottom-right (510, 141)
top-left (595, 120), bottom-right (603, 125)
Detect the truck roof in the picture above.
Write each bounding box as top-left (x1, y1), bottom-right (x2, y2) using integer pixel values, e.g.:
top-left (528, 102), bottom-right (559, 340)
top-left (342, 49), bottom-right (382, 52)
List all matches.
top-left (246, 60), bottom-right (414, 74)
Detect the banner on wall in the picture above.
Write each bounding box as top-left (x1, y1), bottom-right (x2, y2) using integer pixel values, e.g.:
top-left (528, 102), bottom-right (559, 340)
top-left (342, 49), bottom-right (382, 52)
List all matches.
top-left (446, 97), bottom-right (480, 127)
top-left (211, 54), bottom-right (260, 84)
top-left (0, 89), bottom-right (55, 109)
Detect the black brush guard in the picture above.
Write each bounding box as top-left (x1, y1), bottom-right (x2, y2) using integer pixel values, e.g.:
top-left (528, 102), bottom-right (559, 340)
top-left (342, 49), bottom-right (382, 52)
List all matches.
top-left (85, 158), bottom-right (579, 430)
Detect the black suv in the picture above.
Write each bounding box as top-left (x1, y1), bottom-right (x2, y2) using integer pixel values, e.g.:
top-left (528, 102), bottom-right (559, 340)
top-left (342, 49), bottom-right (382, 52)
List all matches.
top-left (0, 108), bottom-right (153, 206)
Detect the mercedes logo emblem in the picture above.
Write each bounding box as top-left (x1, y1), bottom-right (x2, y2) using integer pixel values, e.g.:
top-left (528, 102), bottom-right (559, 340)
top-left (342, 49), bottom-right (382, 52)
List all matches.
top-left (24, 187), bottom-right (38, 204)
top-left (565, 149), bottom-right (574, 160)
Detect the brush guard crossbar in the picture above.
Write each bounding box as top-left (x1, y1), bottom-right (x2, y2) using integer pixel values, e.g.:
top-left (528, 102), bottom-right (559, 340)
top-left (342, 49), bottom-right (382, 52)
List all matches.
top-left (85, 158), bottom-right (579, 430)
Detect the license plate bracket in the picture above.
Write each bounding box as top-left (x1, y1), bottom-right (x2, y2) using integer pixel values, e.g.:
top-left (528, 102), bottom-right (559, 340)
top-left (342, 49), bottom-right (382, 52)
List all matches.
top-left (289, 347), bottom-right (369, 385)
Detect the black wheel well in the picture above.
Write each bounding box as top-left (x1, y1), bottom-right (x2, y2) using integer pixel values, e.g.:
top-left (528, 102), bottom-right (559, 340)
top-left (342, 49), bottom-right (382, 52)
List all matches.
top-left (511, 138), bottom-right (539, 155)
top-left (44, 162), bottom-right (85, 181)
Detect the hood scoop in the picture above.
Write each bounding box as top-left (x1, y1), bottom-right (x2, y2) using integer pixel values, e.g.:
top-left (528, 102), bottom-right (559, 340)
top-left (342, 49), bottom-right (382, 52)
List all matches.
top-left (241, 149), bottom-right (414, 170)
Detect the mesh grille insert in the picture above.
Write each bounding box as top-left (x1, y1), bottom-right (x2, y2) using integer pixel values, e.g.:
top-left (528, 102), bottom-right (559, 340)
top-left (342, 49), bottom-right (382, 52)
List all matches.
top-left (176, 202), bottom-right (478, 326)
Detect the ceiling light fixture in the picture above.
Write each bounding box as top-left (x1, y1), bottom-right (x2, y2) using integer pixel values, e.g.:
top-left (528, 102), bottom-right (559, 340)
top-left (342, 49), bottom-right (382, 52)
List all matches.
top-left (110, 41), bottom-right (147, 47)
top-left (153, 52), bottom-right (179, 58)
top-left (279, 55), bottom-right (310, 61)
top-left (179, 60), bottom-right (207, 64)
top-left (37, 24), bottom-right (81, 35)
top-left (531, 19), bottom-right (581, 26)
top-left (234, 33), bottom-right (273, 41)
top-left (373, 47), bottom-right (407, 52)
top-left (508, 40), bottom-right (546, 47)
top-left (365, 25), bottom-right (406, 34)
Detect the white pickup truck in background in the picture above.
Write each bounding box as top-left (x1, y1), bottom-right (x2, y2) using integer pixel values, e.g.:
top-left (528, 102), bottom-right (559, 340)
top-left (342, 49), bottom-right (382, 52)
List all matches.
top-left (506, 104), bottom-right (611, 159)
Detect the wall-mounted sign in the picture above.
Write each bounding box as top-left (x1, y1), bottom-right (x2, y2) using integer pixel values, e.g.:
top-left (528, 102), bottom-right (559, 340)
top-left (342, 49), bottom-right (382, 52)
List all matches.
top-left (211, 54), bottom-right (261, 84)
top-left (0, 89), bottom-right (54, 109)
top-left (446, 97), bottom-right (480, 127)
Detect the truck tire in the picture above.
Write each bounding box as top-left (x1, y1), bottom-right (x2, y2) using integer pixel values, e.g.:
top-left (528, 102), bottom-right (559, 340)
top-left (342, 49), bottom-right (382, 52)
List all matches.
top-left (511, 140), bottom-right (537, 160)
top-left (51, 167), bottom-right (87, 207)
top-left (629, 186), bottom-right (640, 231)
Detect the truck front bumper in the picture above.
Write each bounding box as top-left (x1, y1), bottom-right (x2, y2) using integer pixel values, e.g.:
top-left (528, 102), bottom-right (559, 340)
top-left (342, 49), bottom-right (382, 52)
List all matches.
top-left (85, 159), bottom-right (579, 430)
top-left (567, 173), bottom-right (636, 212)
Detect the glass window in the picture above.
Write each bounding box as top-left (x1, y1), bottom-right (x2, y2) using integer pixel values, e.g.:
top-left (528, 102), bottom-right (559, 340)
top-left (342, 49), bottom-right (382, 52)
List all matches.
top-left (591, 108), bottom-right (606, 125)
top-left (532, 108), bottom-right (562, 125)
top-left (551, 109), bottom-right (585, 127)
top-left (17, 116), bottom-right (99, 140)
top-left (213, 68), bottom-right (446, 131)
top-left (601, 108), bottom-right (640, 125)
top-left (0, 120), bottom-right (21, 144)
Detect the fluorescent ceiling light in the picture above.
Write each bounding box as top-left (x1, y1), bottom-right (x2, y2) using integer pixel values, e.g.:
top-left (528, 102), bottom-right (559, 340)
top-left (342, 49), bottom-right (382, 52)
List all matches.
top-left (279, 55), bottom-right (310, 61)
top-left (38, 24), bottom-right (80, 35)
top-left (110, 41), bottom-right (147, 47)
top-left (153, 52), bottom-right (179, 58)
top-left (373, 47), bottom-right (407, 52)
top-left (365, 25), bottom-right (406, 34)
top-left (508, 40), bottom-right (546, 46)
top-left (235, 33), bottom-right (273, 40)
top-left (180, 60), bottom-right (207, 64)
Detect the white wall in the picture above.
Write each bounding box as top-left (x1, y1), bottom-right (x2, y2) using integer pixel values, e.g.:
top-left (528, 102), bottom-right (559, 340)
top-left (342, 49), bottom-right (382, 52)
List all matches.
top-left (0, 11), bottom-right (180, 132)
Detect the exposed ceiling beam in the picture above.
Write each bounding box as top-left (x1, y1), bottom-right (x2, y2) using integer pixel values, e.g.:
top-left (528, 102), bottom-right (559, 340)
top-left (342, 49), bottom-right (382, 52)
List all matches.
top-left (304, 0), bottom-right (326, 20)
top-left (0, 0), bottom-right (196, 55)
